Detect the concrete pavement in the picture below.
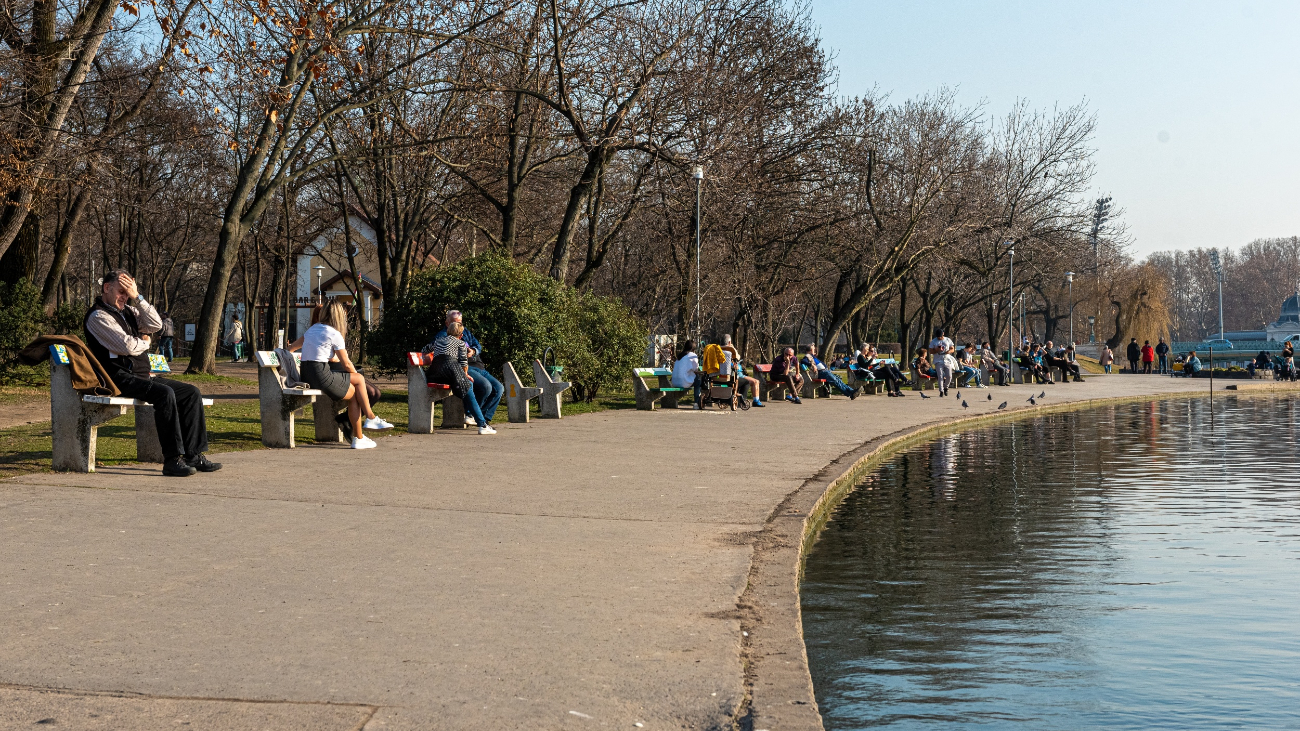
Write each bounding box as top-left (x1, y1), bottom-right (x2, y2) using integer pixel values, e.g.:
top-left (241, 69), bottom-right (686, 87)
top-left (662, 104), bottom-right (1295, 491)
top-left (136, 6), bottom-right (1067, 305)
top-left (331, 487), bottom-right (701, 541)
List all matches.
top-left (1, 375), bottom-right (1223, 730)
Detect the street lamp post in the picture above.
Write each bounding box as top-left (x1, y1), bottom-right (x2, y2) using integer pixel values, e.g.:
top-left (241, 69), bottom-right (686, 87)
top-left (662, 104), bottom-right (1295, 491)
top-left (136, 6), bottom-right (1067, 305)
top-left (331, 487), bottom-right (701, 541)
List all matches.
top-left (1088, 316), bottom-right (1096, 344)
top-left (1064, 271), bottom-right (1074, 345)
top-left (692, 164), bottom-right (704, 343)
top-left (1005, 241), bottom-right (1015, 356)
top-left (1209, 250), bottom-right (1225, 340)
top-left (314, 265), bottom-right (326, 302)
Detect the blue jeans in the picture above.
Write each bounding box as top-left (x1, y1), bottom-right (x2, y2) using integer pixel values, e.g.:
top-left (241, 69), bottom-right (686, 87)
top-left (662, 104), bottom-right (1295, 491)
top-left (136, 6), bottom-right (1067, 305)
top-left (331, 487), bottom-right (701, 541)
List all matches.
top-left (817, 368), bottom-right (855, 396)
top-left (469, 366), bottom-right (503, 422)
top-left (462, 385), bottom-right (488, 427)
top-left (961, 365), bottom-right (981, 386)
top-left (160, 336), bottom-right (174, 362)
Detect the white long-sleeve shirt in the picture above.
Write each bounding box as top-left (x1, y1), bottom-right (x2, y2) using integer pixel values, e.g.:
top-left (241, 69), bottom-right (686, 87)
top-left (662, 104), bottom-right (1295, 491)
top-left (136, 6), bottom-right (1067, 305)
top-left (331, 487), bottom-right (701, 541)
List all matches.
top-left (85, 297), bottom-right (162, 357)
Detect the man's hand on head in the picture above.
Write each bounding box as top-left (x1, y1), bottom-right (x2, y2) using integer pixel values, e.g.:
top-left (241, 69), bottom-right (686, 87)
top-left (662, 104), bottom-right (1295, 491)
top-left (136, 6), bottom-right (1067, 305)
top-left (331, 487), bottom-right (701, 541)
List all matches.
top-left (118, 273), bottom-right (139, 300)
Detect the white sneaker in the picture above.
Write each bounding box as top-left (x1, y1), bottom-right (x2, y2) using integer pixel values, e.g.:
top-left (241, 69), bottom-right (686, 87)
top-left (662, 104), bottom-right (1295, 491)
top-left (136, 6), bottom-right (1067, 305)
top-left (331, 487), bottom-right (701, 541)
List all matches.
top-left (465, 415), bottom-right (476, 425)
top-left (351, 436), bottom-right (377, 449)
top-left (363, 417), bottom-right (394, 430)
top-left (478, 425), bottom-right (497, 435)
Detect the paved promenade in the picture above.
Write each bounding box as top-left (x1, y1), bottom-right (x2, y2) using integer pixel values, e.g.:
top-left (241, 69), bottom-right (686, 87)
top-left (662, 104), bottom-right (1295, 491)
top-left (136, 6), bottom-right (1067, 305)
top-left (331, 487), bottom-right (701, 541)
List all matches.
top-left (0, 376), bottom-right (1222, 729)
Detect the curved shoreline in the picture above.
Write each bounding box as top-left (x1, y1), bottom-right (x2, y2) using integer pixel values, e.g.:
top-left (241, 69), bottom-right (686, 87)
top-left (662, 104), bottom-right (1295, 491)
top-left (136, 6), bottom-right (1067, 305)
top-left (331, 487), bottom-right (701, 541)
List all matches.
top-left (736, 385), bottom-right (1300, 731)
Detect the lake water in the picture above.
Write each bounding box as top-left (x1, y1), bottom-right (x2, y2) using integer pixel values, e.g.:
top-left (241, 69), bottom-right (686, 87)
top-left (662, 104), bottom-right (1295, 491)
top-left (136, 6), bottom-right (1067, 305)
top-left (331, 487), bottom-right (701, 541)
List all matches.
top-left (802, 396), bottom-right (1300, 730)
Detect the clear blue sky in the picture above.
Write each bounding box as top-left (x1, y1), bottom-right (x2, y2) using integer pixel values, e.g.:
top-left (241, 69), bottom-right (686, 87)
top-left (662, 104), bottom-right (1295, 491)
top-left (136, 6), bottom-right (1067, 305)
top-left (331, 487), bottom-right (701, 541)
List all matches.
top-left (808, 0), bottom-right (1300, 257)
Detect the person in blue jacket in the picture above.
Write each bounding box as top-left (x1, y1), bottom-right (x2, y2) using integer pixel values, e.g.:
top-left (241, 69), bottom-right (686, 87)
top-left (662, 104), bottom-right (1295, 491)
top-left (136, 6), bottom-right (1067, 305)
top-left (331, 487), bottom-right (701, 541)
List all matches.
top-left (428, 310), bottom-right (504, 424)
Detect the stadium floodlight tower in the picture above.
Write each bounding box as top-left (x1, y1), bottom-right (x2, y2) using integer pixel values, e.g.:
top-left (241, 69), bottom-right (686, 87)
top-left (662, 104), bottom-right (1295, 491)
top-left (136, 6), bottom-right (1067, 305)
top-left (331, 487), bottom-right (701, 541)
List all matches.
top-left (1208, 250), bottom-right (1225, 340)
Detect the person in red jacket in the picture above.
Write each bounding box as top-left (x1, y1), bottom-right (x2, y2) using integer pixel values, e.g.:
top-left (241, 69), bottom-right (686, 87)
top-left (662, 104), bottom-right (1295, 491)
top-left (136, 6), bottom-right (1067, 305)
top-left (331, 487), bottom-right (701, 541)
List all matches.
top-left (1141, 340), bottom-right (1156, 374)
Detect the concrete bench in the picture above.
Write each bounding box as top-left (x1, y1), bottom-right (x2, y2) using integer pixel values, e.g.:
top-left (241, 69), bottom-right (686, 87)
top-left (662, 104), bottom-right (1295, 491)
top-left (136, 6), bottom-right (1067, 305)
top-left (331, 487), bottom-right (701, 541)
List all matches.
top-left (502, 361), bottom-right (541, 422)
top-left (254, 350), bottom-right (321, 448)
top-left (798, 363), bottom-right (832, 399)
top-left (847, 361), bottom-right (894, 395)
top-left (531, 359), bottom-right (571, 418)
top-left (909, 365), bottom-right (936, 391)
top-left (50, 347), bottom-right (212, 472)
top-left (633, 367), bottom-right (689, 410)
top-left (754, 363), bottom-right (793, 402)
top-left (406, 352), bottom-right (466, 432)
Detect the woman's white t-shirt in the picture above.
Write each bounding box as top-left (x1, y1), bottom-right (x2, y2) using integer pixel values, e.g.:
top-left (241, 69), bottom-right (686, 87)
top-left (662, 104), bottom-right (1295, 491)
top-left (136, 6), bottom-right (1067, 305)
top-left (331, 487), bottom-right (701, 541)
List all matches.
top-left (671, 353), bottom-right (699, 389)
top-left (301, 323), bottom-right (346, 363)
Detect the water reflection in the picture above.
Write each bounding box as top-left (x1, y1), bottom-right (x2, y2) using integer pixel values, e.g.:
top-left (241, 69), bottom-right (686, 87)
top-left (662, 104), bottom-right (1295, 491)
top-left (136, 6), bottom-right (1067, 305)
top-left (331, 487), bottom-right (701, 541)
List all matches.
top-left (802, 396), bottom-right (1300, 730)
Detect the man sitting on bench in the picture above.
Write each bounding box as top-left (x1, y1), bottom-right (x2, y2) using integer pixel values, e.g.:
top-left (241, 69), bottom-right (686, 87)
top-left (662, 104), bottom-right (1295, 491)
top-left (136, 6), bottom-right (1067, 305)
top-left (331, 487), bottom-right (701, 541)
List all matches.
top-left (85, 270), bottom-right (220, 477)
top-left (769, 347), bottom-right (803, 404)
top-left (801, 344), bottom-right (860, 399)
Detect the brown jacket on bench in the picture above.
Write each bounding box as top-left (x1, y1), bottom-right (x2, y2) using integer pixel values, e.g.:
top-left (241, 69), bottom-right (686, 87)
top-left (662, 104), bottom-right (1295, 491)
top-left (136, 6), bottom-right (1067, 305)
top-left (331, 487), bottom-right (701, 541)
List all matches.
top-left (18, 334), bottom-right (120, 396)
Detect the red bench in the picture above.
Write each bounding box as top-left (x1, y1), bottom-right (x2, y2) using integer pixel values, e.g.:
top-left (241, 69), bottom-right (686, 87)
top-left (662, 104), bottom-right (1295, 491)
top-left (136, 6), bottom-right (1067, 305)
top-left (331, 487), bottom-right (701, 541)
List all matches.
top-left (406, 352), bottom-right (467, 431)
top-left (756, 363), bottom-right (795, 402)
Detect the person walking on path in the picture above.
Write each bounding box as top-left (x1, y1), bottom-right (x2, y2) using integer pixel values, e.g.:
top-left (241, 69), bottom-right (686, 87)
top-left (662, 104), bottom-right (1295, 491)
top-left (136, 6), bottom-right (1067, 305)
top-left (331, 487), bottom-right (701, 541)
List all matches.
top-left (225, 314), bottom-right (245, 362)
top-left (159, 312), bottom-right (175, 362)
top-left (1100, 345), bottom-right (1114, 373)
top-left (1126, 338), bottom-right (1141, 373)
top-left (84, 269), bottom-right (221, 477)
top-left (1141, 340), bottom-right (1156, 374)
top-left (1155, 338), bottom-right (1170, 374)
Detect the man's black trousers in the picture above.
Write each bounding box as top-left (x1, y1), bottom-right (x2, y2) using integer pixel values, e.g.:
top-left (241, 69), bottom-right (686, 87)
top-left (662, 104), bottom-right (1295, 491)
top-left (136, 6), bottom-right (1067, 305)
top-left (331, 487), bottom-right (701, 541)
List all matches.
top-left (112, 374), bottom-right (208, 460)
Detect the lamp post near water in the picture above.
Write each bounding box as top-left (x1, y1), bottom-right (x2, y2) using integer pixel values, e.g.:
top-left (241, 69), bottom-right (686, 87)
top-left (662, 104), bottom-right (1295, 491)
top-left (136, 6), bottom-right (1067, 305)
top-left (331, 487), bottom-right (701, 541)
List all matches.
top-left (692, 164), bottom-right (704, 343)
top-left (1005, 241), bottom-right (1015, 356)
top-left (1065, 271), bottom-right (1074, 345)
top-left (1209, 250), bottom-right (1225, 340)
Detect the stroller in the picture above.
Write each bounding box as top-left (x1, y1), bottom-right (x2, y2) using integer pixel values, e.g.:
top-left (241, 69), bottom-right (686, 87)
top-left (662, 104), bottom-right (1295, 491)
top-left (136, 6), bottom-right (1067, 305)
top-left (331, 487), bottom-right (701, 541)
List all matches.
top-left (699, 356), bottom-right (752, 411)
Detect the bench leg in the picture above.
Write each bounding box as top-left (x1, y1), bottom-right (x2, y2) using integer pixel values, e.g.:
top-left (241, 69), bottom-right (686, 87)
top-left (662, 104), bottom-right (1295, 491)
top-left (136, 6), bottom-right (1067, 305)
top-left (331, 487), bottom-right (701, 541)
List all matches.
top-left (135, 405), bottom-right (165, 463)
top-left (634, 379), bottom-right (663, 410)
top-left (662, 391), bottom-right (684, 409)
top-left (409, 394), bottom-right (435, 434)
top-left (50, 364), bottom-right (126, 473)
top-left (313, 397), bottom-right (346, 443)
top-left (440, 395), bottom-right (466, 429)
top-left (262, 394), bottom-right (313, 448)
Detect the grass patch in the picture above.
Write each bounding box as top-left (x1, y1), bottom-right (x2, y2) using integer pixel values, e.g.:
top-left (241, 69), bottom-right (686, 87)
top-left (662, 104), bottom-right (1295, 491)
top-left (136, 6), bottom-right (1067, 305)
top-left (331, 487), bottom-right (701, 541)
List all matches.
top-left (0, 382), bottom-right (636, 479)
top-left (0, 385), bottom-right (48, 405)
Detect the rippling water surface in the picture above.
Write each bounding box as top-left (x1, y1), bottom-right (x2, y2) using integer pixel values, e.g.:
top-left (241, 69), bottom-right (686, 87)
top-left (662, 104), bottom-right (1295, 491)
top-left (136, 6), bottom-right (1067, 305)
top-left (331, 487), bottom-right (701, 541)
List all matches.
top-left (802, 396), bottom-right (1300, 730)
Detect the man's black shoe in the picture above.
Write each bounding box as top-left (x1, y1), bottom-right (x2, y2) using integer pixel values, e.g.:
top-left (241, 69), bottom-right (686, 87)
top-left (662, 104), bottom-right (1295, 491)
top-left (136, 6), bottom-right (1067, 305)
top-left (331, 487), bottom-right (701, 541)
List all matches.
top-left (849, 387), bottom-right (861, 400)
top-left (188, 454), bottom-right (222, 472)
top-left (164, 458), bottom-right (197, 477)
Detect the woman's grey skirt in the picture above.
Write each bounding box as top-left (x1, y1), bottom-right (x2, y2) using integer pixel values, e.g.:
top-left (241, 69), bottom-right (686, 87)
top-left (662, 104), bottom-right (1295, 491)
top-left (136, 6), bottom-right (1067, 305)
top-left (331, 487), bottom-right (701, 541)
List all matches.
top-left (301, 360), bottom-right (351, 401)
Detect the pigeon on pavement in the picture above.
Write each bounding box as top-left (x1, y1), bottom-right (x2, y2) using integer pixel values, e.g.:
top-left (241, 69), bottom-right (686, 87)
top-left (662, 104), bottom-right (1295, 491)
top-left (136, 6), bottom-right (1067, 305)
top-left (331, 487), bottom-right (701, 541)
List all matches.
top-left (962, 400), bottom-right (969, 410)
top-left (987, 393), bottom-right (993, 400)
top-left (919, 392), bottom-right (931, 399)
top-left (1039, 391), bottom-right (1046, 399)
top-left (998, 401), bottom-right (1008, 410)
top-left (1030, 397), bottom-right (1037, 405)
top-left (955, 391), bottom-right (961, 400)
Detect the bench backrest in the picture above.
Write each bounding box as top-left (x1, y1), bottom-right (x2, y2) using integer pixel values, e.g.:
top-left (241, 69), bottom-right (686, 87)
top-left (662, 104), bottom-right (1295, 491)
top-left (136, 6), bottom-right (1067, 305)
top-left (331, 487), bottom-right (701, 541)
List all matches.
top-left (407, 351), bottom-right (432, 368)
top-left (634, 367), bottom-right (671, 378)
top-left (755, 363), bottom-right (772, 373)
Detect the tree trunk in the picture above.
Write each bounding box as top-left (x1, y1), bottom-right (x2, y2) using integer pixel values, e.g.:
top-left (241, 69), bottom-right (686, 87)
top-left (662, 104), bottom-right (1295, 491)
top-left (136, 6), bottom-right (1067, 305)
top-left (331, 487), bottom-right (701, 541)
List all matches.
top-left (0, 210), bottom-right (41, 286)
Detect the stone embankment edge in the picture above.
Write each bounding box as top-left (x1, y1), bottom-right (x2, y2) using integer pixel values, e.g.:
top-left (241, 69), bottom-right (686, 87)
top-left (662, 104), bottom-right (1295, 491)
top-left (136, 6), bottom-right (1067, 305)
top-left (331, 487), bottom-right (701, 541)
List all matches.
top-left (731, 385), bottom-right (1300, 731)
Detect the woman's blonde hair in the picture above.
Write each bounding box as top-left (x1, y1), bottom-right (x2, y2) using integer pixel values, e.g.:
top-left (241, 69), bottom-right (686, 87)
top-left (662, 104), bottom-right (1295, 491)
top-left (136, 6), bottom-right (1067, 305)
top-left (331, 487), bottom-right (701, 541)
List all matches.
top-left (322, 299), bottom-right (348, 336)
top-left (446, 321), bottom-right (464, 337)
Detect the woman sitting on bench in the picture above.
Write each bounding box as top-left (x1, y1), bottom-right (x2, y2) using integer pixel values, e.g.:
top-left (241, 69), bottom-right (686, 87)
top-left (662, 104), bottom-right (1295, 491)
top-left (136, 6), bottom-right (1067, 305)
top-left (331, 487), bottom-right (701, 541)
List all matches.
top-left (428, 322), bottom-right (496, 434)
top-left (300, 300), bottom-right (393, 449)
top-left (858, 344), bottom-right (906, 397)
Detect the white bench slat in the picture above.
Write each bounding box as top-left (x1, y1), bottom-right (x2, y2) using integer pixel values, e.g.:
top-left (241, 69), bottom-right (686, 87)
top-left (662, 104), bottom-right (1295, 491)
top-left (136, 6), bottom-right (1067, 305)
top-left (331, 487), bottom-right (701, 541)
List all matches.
top-left (82, 395), bottom-right (214, 407)
top-left (282, 387), bottom-right (322, 396)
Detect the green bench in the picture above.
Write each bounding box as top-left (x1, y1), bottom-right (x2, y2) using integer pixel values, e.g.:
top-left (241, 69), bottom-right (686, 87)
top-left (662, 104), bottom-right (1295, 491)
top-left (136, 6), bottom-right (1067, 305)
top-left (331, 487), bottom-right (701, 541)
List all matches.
top-left (633, 367), bottom-right (691, 410)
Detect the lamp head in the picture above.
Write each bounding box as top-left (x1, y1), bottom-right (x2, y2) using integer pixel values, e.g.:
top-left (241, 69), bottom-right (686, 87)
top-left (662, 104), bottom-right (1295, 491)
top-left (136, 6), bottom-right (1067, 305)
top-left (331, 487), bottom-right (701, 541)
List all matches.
top-left (1065, 271), bottom-right (1074, 282)
top-left (691, 164), bottom-right (704, 180)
